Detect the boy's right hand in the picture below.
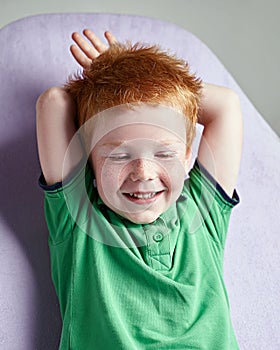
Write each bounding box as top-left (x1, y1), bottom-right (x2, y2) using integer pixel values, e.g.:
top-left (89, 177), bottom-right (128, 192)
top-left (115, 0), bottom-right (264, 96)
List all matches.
top-left (36, 30), bottom-right (118, 186)
top-left (70, 29), bottom-right (118, 69)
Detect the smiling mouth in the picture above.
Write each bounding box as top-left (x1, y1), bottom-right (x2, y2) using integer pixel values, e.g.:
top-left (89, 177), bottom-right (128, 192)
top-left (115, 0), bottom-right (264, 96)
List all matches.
top-left (122, 190), bottom-right (165, 202)
top-left (128, 192), bottom-right (157, 199)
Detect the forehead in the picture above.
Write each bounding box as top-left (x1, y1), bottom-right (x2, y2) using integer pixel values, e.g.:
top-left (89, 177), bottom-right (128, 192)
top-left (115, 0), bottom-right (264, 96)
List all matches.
top-left (99, 124), bottom-right (184, 147)
top-left (87, 103), bottom-right (187, 149)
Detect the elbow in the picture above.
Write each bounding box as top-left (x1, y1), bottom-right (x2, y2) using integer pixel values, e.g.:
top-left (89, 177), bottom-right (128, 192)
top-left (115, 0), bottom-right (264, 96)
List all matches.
top-left (36, 86), bottom-right (68, 113)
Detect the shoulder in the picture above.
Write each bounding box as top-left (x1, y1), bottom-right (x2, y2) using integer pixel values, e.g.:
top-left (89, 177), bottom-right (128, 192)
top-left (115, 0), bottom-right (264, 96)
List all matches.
top-left (180, 158), bottom-right (240, 247)
top-left (186, 158), bottom-right (240, 209)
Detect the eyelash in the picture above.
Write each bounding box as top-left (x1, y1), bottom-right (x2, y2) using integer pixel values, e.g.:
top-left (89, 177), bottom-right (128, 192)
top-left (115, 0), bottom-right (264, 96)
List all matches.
top-left (108, 154), bottom-right (130, 161)
top-left (107, 152), bottom-right (176, 161)
top-left (155, 152), bottom-right (176, 159)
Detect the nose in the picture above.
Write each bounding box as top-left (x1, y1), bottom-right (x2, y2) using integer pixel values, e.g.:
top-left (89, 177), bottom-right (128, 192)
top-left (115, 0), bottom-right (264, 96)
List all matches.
top-left (129, 158), bottom-right (157, 182)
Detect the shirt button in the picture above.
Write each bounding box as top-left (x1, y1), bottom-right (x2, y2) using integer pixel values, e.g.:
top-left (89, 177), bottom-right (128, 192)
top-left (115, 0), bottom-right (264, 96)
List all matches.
top-left (153, 233), bottom-right (163, 242)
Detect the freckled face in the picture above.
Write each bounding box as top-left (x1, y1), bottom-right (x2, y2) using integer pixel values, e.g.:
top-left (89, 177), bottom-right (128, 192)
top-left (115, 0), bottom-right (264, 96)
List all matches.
top-left (89, 105), bottom-right (191, 224)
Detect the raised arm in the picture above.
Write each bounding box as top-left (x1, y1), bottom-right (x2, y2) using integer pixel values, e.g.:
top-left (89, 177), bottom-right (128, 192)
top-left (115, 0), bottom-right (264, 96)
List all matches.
top-left (36, 87), bottom-right (83, 185)
top-left (36, 30), bottom-right (117, 185)
top-left (196, 83), bottom-right (243, 198)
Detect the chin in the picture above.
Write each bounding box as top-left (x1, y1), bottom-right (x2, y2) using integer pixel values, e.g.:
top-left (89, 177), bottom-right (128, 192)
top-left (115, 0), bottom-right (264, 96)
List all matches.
top-left (122, 211), bottom-right (161, 225)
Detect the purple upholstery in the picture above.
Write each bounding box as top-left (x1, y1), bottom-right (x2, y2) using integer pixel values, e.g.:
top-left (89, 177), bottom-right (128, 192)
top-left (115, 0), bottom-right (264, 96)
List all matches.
top-left (0, 13), bottom-right (279, 349)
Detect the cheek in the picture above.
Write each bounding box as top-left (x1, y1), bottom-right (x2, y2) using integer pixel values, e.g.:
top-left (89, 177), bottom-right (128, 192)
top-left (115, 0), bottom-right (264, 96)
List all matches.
top-left (95, 159), bottom-right (126, 191)
top-left (162, 158), bottom-right (186, 182)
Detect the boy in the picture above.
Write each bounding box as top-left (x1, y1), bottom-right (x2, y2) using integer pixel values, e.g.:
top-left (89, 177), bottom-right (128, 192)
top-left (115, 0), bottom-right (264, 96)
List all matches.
top-left (36, 29), bottom-right (243, 349)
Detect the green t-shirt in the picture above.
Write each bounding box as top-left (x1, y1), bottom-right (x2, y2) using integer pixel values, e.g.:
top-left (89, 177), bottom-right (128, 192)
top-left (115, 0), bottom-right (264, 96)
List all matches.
top-left (39, 157), bottom-right (240, 349)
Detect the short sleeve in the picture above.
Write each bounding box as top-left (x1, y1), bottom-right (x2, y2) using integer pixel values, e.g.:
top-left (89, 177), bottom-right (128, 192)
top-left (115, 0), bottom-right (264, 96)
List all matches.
top-left (185, 157), bottom-right (240, 248)
top-left (38, 158), bottom-right (94, 244)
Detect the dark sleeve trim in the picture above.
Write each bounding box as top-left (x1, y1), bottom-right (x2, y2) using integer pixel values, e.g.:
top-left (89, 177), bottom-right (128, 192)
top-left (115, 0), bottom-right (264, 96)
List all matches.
top-left (38, 173), bottom-right (62, 191)
top-left (38, 157), bottom-right (86, 191)
top-left (194, 158), bottom-right (240, 206)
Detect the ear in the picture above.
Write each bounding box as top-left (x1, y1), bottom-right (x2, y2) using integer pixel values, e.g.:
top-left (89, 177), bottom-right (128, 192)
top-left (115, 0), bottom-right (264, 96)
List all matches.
top-left (184, 147), bottom-right (192, 174)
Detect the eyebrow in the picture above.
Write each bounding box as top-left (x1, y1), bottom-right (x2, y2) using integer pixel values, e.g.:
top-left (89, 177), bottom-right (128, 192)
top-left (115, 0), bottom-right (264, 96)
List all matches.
top-left (100, 141), bottom-right (125, 147)
top-left (100, 140), bottom-right (183, 148)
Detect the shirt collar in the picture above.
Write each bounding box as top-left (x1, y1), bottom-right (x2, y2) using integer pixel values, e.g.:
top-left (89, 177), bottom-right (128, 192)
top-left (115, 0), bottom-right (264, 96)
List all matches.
top-left (96, 192), bottom-right (183, 231)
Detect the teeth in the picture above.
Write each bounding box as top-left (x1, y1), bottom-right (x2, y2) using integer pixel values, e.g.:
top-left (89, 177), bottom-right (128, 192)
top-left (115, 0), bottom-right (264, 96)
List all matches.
top-left (129, 192), bottom-right (157, 199)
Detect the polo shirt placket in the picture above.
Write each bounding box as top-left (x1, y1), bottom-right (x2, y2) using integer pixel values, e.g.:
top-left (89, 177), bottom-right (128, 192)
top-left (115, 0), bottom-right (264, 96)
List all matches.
top-left (142, 217), bottom-right (172, 271)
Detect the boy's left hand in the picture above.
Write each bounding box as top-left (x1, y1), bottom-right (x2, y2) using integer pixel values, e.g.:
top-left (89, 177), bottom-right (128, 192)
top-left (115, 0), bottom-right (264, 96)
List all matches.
top-left (70, 29), bottom-right (118, 69)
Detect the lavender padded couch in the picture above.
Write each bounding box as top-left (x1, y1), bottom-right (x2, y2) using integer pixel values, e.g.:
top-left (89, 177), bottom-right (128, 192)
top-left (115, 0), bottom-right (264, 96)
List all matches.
top-left (0, 13), bottom-right (279, 350)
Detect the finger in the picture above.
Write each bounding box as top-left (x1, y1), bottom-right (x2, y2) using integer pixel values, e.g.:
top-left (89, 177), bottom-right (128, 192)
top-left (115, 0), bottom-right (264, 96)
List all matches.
top-left (104, 31), bottom-right (118, 45)
top-left (83, 29), bottom-right (108, 53)
top-left (72, 32), bottom-right (100, 60)
top-left (70, 44), bottom-right (92, 69)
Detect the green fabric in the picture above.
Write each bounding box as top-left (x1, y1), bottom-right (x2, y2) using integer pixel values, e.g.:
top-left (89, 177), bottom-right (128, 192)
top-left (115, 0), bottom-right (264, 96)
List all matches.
top-left (41, 158), bottom-right (240, 349)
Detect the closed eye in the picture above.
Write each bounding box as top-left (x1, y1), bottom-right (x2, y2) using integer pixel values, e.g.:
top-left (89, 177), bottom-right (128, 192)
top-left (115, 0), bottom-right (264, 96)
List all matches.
top-left (155, 152), bottom-right (177, 159)
top-left (107, 154), bottom-right (130, 161)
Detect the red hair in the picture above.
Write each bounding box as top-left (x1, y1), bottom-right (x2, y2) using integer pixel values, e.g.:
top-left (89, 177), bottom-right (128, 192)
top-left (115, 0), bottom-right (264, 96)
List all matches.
top-left (65, 42), bottom-right (202, 149)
